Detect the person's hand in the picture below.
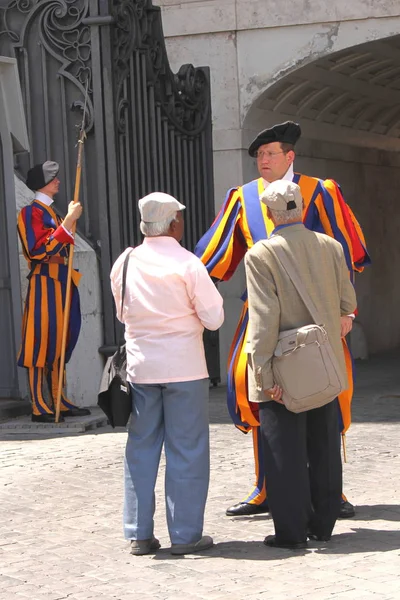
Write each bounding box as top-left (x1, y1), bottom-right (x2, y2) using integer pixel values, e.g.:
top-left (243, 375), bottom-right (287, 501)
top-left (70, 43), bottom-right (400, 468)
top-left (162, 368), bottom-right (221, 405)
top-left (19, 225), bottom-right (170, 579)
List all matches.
top-left (62, 201), bottom-right (83, 232)
top-left (67, 201), bottom-right (83, 222)
top-left (341, 316), bottom-right (353, 338)
top-left (264, 384), bottom-right (284, 404)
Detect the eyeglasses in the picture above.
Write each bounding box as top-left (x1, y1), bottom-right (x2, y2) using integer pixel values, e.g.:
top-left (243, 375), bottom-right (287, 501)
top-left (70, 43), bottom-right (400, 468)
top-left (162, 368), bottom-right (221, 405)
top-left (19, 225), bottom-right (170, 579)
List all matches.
top-left (255, 150), bottom-right (285, 160)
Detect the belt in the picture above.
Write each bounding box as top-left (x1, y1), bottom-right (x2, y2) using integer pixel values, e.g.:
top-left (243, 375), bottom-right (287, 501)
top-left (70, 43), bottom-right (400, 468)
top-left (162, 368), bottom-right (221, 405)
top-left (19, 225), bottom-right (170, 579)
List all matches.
top-left (43, 256), bottom-right (69, 265)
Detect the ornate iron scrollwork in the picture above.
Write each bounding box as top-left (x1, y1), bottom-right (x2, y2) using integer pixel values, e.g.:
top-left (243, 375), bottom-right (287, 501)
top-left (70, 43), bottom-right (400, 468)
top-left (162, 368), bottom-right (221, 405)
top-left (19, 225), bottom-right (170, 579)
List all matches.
top-left (0, 0), bottom-right (94, 131)
top-left (111, 0), bottom-right (210, 137)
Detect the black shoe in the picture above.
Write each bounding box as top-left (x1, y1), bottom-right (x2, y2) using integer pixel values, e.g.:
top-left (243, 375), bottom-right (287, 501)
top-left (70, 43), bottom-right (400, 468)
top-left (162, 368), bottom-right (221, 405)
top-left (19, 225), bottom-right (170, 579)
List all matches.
top-left (307, 531), bottom-right (331, 542)
top-left (264, 535), bottom-right (308, 550)
top-left (339, 500), bottom-right (355, 519)
top-left (31, 413), bottom-right (65, 423)
top-left (61, 407), bottom-right (91, 417)
top-left (226, 501), bottom-right (269, 516)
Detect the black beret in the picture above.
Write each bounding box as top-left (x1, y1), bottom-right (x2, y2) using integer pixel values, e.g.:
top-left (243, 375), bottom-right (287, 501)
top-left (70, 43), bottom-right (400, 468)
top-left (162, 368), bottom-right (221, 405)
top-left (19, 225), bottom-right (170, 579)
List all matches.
top-left (248, 121), bottom-right (301, 157)
top-left (26, 161), bottom-right (59, 191)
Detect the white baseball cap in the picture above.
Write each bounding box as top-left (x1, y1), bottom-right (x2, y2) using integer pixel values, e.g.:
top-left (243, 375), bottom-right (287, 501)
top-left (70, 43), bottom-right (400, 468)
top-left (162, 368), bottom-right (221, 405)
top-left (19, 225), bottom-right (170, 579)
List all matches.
top-left (138, 192), bottom-right (186, 223)
top-left (260, 180), bottom-right (303, 211)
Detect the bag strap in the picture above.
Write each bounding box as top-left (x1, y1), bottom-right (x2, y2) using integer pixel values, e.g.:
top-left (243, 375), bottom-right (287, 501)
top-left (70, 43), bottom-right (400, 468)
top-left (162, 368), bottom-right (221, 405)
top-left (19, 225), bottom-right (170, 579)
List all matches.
top-left (120, 249), bottom-right (133, 321)
top-left (271, 244), bottom-right (324, 326)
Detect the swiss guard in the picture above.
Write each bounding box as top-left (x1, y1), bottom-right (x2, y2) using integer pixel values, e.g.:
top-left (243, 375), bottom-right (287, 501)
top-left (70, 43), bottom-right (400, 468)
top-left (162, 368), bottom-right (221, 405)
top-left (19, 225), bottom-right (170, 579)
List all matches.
top-left (17, 161), bottom-right (91, 422)
top-left (195, 121), bottom-right (371, 519)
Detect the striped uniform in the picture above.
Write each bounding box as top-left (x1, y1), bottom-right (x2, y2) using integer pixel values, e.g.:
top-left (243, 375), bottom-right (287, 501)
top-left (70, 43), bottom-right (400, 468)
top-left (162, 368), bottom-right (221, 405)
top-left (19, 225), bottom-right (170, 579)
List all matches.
top-left (195, 174), bottom-right (370, 506)
top-left (17, 197), bottom-right (82, 415)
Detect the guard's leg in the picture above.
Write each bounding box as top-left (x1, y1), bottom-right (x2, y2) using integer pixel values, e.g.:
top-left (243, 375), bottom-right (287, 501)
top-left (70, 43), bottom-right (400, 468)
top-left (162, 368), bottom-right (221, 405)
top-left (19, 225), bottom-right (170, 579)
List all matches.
top-left (243, 426), bottom-right (268, 505)
top-left (28, 367), bottom-right (53, 415)
top-left (46, 361), bottom-right (90, 416)
top-left (340, 484), bottom-right (355, 518)
top-left (226, 425), bottom-right (269, 516)
top-left (46, 361), bottom-right (77, 411)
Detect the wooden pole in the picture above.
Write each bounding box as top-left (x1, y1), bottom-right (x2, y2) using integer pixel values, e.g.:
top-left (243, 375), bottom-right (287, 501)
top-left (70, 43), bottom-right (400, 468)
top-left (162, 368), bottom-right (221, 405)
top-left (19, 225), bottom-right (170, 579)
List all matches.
top-left (55, 138), bottom-right (85, 423)
top-left (342, 432), bottom-right (347, 464)
top-left (55, 84), bottom-right (88, 423)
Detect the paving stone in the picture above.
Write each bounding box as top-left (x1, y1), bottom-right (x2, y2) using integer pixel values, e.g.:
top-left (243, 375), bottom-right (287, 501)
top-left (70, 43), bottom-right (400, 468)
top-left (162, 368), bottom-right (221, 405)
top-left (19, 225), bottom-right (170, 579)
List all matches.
top-left (1, 354), bottom-right (400, 600)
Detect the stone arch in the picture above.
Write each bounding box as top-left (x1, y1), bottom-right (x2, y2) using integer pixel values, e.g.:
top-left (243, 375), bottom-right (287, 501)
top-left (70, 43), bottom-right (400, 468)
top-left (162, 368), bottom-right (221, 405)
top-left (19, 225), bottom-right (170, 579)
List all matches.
top-left (242, 32), bottom-right (400, 150)
top-left (242, 33), bottom-right (400, 358)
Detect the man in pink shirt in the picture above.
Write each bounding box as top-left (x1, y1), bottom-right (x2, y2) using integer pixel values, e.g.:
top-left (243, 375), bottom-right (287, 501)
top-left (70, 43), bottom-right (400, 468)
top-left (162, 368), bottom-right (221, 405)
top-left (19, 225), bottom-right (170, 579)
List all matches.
top-left (110, 192), bottom-right (224, 556)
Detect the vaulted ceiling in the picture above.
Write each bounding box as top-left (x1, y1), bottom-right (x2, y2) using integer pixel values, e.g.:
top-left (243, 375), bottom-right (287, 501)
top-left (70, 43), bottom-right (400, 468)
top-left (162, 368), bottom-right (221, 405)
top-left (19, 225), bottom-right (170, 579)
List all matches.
top-left (257, 35), bottom-right (400, 151)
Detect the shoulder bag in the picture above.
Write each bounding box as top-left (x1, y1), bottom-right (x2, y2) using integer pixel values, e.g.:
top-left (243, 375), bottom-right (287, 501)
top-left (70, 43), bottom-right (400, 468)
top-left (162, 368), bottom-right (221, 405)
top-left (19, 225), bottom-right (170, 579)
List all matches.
top-left (98, 249), bottom-right (133, 427)
top-left (270, 245), bottom-right (347, 413)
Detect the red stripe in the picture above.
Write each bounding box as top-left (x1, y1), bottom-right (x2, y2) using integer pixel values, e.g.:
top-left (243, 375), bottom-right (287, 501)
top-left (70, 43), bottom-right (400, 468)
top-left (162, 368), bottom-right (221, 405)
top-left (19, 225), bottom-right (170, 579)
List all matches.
top-left (331, 182), bottom-right (366, 265)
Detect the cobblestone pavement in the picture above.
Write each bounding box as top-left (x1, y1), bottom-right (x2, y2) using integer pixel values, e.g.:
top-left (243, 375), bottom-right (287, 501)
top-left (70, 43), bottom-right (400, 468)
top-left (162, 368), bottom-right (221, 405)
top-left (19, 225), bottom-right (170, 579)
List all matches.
top-left (1, 354), bottom-right (399, 600)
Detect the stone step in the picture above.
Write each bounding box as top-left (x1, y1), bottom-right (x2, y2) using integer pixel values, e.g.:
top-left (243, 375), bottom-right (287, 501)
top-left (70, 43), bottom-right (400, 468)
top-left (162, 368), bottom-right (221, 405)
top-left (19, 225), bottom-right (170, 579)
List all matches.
top-left (0, 399), bottom-right (31, 421)
top-left (0, 407), bottom-right (109, 434)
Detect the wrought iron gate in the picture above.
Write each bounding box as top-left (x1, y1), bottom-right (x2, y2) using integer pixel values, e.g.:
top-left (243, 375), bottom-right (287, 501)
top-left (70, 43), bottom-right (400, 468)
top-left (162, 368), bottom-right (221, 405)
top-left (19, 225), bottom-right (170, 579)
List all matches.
top-left (0, 0), bottom-right (219, 378)
top-left (0, 0), bottom-right (219, 381)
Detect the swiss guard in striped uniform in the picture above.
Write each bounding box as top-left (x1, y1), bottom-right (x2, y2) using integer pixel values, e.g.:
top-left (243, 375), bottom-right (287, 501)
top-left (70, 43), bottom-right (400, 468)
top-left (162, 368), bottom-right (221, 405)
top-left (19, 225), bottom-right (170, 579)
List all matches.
top-left (17, 161), bottom-right (91, 423)
top-left (195, 122), bottom-right (370, 519)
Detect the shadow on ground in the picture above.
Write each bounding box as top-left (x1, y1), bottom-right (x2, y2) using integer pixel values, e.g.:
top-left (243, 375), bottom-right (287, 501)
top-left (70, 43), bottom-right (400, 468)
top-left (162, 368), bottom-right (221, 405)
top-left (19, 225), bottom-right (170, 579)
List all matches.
top-left (151, 526), bottom-right (400, 562)
top-left (151, 540), bottom-right (308, 562)
top-left (352, 505), bottom-right (400, 521)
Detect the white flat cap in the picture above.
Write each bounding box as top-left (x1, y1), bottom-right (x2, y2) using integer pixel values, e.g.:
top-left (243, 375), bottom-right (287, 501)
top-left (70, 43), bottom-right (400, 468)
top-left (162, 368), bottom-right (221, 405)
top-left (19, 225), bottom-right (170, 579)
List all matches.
top-left (260, 180), bottom-right (302, 211)
top-left (138, 192), bottom-right (186, 223)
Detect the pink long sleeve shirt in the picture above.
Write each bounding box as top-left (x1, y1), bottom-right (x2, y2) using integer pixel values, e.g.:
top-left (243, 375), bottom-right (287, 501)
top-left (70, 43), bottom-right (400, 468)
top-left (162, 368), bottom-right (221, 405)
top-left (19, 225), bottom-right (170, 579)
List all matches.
top-left (110, 236), bottom-right (224, 384)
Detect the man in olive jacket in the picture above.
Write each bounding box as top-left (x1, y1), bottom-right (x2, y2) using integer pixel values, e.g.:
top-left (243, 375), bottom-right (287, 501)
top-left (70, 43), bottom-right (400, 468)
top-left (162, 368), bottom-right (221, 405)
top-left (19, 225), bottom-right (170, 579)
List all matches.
top-left (245, 180), bottom-right (357, 550)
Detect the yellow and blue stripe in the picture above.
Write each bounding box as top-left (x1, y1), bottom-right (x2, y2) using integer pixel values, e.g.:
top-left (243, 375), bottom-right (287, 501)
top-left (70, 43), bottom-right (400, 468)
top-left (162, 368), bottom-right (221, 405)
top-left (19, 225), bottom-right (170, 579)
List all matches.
top-left (17, 200), bottom-right (82, 415)
top-left (195, 174), bottom-right (370, 435)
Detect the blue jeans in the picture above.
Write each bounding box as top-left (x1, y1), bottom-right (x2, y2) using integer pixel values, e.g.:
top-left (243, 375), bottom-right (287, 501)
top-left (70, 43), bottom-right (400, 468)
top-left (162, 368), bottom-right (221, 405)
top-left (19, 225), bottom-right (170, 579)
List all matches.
top-left (124, 378), bottom-right (210, 544)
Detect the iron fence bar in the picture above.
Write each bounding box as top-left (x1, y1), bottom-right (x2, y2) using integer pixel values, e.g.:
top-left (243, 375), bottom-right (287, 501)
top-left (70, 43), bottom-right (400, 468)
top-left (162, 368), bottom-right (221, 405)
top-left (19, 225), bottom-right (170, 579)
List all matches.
top-left (21, 48), bottom-right (33, 167)
top-left (135, 51), bottom-right (145, 198)
top-left (40, 43), bottom-right (51, 159)
top-left (123, 78), bottom-right (135, 248)
top-left (194, 134), bottom-right (203, 233)
top-left (148, 84), bottom-right (159, 189)
top-left (119, 133), bottom-right (128, 248)
top-left (129, 52), bottom-right (140, 229)
top-left (163, 117), bottom-right (171, 193)
top-left (141, 53), bottom-right (151, 191)
top-left (59, 76), bottom-right (72, 206)
top-left (176, 132), bottom-right (183, 204)
top-left (169, 126), bottom-right (177, 198)
top-left (88, 0), bottom-right (116, 346)
top-left (81, 150), bottom-right (91, 238)
top-left (155, 103), bottom-right (164, 190)
top-left (182, 136), bottom-right (190, 247)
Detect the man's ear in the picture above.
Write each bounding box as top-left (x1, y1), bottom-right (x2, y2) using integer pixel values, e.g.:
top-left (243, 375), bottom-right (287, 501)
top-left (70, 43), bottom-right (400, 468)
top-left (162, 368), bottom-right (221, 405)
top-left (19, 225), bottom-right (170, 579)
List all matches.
top-left (168, 221), bottom-right (175, 235)
top-left (287, 150), bottom-right (295, 166)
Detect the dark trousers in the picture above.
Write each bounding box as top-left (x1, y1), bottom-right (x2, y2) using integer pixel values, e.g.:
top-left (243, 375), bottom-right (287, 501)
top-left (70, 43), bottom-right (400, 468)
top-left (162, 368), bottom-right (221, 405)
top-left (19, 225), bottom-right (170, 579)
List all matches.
top-left (259, 399), bottom-right (342, 543)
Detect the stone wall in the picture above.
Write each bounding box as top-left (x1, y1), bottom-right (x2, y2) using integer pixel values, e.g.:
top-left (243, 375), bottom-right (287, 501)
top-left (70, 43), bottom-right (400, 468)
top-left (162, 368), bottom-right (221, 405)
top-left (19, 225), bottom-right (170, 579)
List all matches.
top-left (153, 0), bottom-right (400, 379)
top-left (296, 142), bottom-right (400, 357)
top-left (14, 176), bottom-right (104, 407)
